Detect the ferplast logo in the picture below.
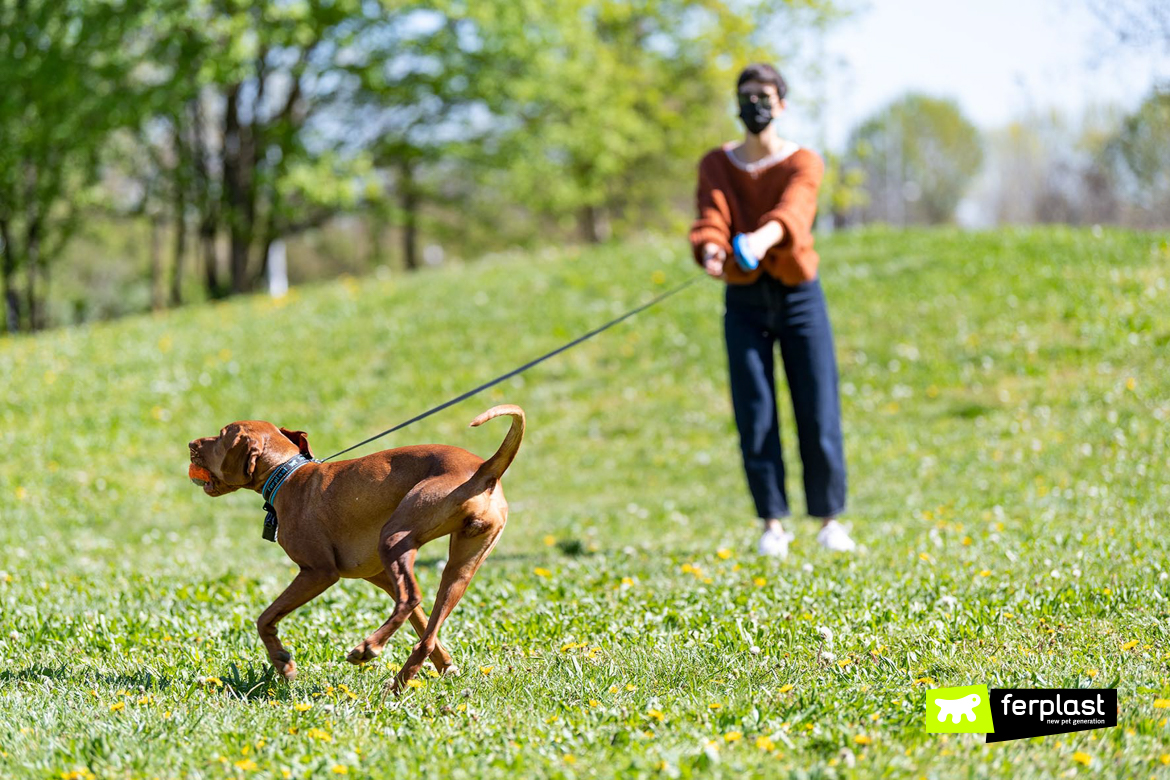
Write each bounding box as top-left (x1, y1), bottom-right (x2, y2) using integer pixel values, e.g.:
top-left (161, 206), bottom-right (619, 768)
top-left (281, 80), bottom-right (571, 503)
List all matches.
top-left (923, 685), bottom-right (1118, 742)
top-left (925, 685), bottom-right (995, 734)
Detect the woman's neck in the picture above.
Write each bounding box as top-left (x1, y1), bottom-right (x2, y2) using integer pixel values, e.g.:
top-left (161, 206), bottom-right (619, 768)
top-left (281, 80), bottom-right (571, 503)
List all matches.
top-left (737, 128), bottom-right (786, 163)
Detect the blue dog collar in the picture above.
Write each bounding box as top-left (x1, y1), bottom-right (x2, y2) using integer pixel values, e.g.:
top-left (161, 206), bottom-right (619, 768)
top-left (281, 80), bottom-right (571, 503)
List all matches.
top-left (260, 453), bottom-right (316, 542)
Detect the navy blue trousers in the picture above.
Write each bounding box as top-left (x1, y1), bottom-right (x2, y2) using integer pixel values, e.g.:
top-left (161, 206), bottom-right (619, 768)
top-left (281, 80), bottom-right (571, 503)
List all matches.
top-left (723, 276), bottom-right (847, 519)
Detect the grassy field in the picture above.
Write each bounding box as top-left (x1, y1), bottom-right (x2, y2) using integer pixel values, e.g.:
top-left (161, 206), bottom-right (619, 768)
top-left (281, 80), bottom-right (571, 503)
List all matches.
top-left (1, 227), bottom-right (1168, 779)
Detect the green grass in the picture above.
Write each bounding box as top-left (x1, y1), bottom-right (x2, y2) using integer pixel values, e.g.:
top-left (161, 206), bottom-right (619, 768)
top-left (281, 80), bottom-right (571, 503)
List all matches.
top-left (1, 227), bottom-right (1169, 779)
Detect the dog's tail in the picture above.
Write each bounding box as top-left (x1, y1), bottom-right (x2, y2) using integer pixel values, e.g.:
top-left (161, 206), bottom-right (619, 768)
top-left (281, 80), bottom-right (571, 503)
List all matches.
top-left (469, 404), bottom-right (525, 481)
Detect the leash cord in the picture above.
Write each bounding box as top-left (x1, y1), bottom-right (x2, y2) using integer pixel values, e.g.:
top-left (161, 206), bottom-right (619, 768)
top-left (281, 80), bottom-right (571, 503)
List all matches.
top-left (319, 272), bottom-right (705, 462)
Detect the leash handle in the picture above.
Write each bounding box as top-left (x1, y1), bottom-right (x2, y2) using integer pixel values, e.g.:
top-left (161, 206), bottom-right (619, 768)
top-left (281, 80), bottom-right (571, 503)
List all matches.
top-left (731, 234), bottom-right (760, 271)
top-left (319, 272), bottom-right (705, 462)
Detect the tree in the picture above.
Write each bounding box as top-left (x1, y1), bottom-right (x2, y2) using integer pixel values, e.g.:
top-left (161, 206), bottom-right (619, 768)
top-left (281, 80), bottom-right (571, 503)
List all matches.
top-left (1112, 89), bottom-right (1170, 227)
top-left (457, 0), bottom-right (842, 244)
top-left (171, 0), bottom-right (381, 295)
top-left (844, 94), bottom-right (983, 225)
top-left (0, 0), bottom-right (158, 331)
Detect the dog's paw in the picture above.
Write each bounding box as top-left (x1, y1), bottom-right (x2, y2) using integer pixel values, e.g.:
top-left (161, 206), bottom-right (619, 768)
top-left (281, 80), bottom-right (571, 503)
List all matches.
top-left (272, 651), bottom-right (297, 681)
top-left (347, 642), bottom-right (380, 665)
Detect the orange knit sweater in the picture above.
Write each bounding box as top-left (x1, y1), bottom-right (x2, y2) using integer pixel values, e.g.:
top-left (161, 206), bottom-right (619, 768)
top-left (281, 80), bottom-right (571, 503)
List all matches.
top-left (688, 143), bottom-right (824, 286)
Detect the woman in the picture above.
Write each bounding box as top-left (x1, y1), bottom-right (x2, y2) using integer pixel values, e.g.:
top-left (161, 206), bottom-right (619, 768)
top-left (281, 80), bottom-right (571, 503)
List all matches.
top-left (689, 62), bottom-right (855, 558)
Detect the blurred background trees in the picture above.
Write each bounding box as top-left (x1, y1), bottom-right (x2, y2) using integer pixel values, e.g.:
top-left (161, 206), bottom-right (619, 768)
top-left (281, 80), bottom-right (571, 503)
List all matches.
top-left (842, 94), bottom-right (983, 226)
top-left (0, 0), bottom-right (1167, 333)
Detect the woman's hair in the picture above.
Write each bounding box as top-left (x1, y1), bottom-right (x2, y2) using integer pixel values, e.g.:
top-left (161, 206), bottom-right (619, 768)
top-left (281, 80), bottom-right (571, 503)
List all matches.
top-left (736, 63), bottom-right (787, 100)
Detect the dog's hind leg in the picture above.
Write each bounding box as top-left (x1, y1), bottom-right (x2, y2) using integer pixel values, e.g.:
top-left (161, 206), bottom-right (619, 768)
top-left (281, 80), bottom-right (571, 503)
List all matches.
top-left (349, 570), bottom-right (456, 675)
top-left (388, 521), bottom-right (504, 694)
top-left (257, 566), bottom-right (340, 680)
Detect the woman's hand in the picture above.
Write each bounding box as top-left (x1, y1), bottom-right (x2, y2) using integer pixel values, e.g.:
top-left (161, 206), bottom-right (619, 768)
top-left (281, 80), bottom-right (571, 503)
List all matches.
top-left (742, 221), bottom-right (784, 262)
top-left (702, 243), bottom-right (727, 277)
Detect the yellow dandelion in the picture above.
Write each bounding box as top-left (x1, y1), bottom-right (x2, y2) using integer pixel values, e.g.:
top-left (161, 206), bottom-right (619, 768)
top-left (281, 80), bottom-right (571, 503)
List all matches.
top-left (1159, 754), bottom-right (1170, 765)
top-left (533, 567), bottom-right (551, 578)
top-left (1153, 698), bottom-right (1170, 709)
top-left (626, 684), bottom-right (637, 692)
top-left (234, 759), bottom-right (258, 771)
top-left (716, 548), bottom-right (733, 560)
top-left (979, 569), bottom-right (991, 577)
top-left (294, 702), bottom-right (311, 712)
top-left (779, 684), bottom-right (795, 693)
top-left (1072, 751), bottom-right (1091, 766)
top-left (1121, 640), bottom-right (1138, 650)
top-left (708, 702), bottom-right (722, 710)
top-left (480, 666), bottom-right (494, 675)
top-left (837, 658), bottom-right (852, 668)
top-left (1086, 668), bottom-right (1098, 679)
top-left (109, 701), bottom-right (125, 712)
top-left (620, 576), bottom-right (634, 586)
top-left (589, 699), bottom-right (600, 708)
top-left (563, 754), bottom-right (577, 765)
top-left (854, 734), bottom-right (872, 745)
top-left (330, 766), bottom-right (348, 775)
top-left (755, 735), bottom-right (775, 751)
top-left (724, 731), bottom-right (742, 743)
top-left (647, 708), bottom-right (665, 721)
top-left (305, 728), bottom-right (332, 742)
top-left (543, 535), bottom-right (556, 546)
top-left (753, 577), bottom-right (767, 587)
top-left (406, 679), bottom-right (424, 688)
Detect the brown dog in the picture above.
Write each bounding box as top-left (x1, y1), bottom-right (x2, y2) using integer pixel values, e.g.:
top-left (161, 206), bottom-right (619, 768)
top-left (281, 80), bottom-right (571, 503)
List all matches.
top-left (187, 404), bottom-right (523, 692)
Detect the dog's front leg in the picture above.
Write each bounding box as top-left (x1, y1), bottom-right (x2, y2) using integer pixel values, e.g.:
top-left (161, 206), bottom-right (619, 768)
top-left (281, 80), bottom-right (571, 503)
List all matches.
top-left (257, 567), bottom-right (339, 680)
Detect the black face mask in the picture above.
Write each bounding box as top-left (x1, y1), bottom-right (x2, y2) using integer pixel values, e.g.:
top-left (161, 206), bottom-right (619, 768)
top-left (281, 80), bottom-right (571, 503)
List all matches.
top-left (738, 91), bottom-right (773, 135)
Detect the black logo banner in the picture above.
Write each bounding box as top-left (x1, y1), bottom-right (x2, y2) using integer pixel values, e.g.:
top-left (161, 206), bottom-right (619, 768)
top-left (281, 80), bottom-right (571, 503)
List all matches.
top-left (986, 689), bottom-right (1117, 743)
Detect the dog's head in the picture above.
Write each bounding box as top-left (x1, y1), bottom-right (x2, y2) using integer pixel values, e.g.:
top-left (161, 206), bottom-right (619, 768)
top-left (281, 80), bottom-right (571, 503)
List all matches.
top-left (188, 421), bottom-right (313, 497)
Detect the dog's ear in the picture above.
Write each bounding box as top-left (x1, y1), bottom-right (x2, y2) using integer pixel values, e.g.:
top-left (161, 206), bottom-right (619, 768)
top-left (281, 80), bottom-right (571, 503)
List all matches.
top-left (279, 427), bottom-right (314, 458)
top-left (218, 425), bottom-right (262, 486)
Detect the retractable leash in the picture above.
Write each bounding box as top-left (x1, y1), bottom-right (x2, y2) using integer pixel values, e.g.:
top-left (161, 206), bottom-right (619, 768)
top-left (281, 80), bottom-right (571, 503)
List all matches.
top-left (317, 271), bottom-right (706, 464)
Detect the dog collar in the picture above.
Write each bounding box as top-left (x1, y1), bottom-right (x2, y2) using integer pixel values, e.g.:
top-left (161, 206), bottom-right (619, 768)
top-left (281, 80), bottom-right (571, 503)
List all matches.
top-left (259, 454), bottom-right (316, 542)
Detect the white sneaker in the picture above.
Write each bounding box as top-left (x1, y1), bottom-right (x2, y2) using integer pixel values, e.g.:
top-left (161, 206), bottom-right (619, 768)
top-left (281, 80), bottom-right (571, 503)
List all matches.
top-left (817, 520), bottom-right (857, 552)
top-left (758, 527), bottom-right (795, 558)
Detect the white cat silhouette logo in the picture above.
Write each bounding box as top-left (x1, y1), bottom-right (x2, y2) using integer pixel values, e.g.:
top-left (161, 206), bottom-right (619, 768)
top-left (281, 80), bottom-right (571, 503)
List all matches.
top-left (935, 693), bottom-right (981, 723)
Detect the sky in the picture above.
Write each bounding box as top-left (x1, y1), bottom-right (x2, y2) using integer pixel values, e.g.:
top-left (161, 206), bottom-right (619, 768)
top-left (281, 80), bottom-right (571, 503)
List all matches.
top-left (784, 0), bottom-right (1170, 150)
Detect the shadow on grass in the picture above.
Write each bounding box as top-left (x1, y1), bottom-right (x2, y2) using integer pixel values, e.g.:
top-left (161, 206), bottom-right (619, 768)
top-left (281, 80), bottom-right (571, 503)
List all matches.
top-left (0, 663), bottom-right (175, 691)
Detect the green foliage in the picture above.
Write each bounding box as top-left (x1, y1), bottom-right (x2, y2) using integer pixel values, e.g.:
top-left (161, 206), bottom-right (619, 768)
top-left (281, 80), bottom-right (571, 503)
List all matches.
top-left (454, 0), bottom-right (839, 242)
top-left (0, 0), bottom-right (162, 329)
top-left (1113, 89), bottom-right (1170, 221)
top-left (2, 228), bottom-right (1169, 778)
top-left (845, 94), bottom-right (984, 225)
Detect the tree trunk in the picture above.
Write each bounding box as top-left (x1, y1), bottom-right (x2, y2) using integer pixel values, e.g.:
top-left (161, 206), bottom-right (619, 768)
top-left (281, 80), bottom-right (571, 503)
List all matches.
top-left (170, 200), bottom-right (186, 307)
top-left (400, 161), bottom-right (419, 271)
top-left (200, 228), bottom-right (219, 299)
top-left (579, 204), bottom-right (610, 243)
top-left (25, 218), bottom-right (41, 331)
top-left (0, 219), bottom-right (20, 333)
top-left (188, 95), bottom-right (221, 300)
top-left (150, 216), bottom-right (165, 311)
top-left (222, 84), bottom-right (256, 294)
